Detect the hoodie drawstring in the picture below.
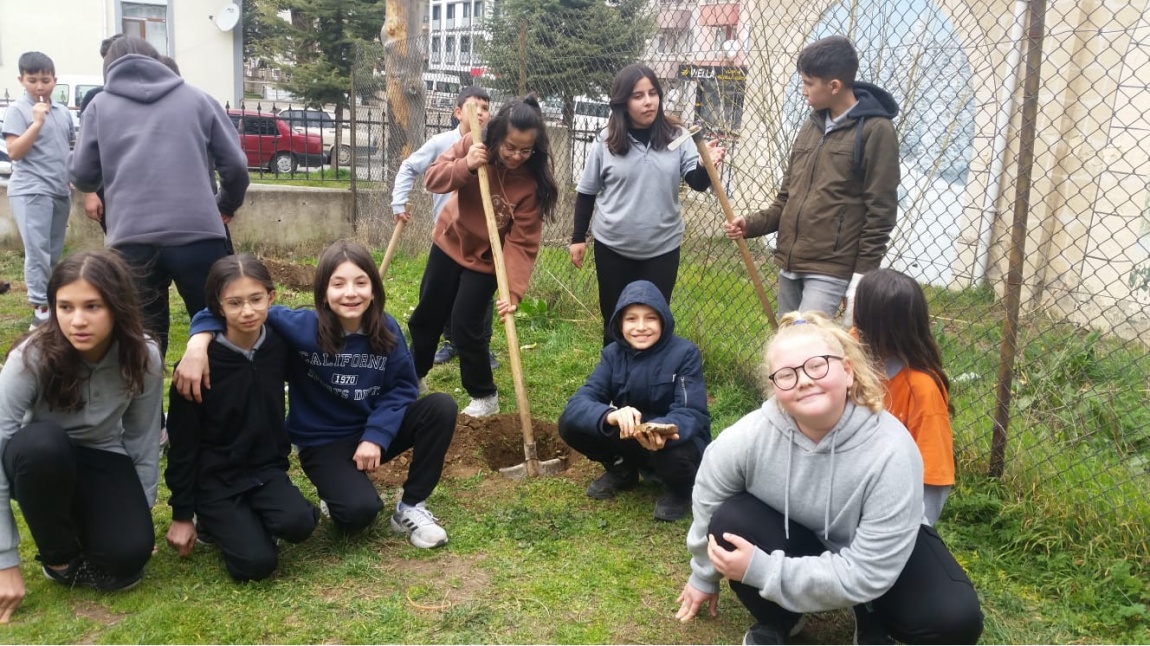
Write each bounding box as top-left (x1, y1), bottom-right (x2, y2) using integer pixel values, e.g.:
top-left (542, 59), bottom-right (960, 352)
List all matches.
top-left (784, 427), bottom-right (794, 540)
top-left (824, 424), bottom-right (841, 541)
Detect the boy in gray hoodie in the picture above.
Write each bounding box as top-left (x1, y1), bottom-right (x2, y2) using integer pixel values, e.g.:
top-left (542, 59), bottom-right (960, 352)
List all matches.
top-left (674, 312), bottom-right (981, 645)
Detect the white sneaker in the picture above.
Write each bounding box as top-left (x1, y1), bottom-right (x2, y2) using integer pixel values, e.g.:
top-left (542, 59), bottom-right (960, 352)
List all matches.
top-left (461, 393), bottom-right (498, 417)
top-left (319, 500), bottom-right (330, 518)
top-left (29, 306), bottom-right (49, 331)
top-left (390, 503), bottom-right (448, 548)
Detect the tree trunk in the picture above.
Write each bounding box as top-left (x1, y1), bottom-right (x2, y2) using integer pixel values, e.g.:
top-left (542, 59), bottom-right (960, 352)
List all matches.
top-left (383, 0), bottom-right (427, 167)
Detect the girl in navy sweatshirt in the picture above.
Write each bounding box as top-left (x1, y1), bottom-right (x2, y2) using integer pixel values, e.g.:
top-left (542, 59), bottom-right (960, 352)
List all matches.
top-left (164, 254), bottom-right (319, 581)
top-left (175, 241), bottom-right (457, 549)
top-left (0, 251), bottom-right (163, 621)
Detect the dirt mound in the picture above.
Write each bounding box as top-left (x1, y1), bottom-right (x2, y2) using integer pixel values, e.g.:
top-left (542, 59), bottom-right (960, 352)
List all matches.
top-left (369, 414), bottom-right (571, 487)
top-left (262, 258), bottom-right (316, 291)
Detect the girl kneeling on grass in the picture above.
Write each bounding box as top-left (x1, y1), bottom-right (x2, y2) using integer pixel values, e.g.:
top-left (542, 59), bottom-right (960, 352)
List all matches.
top-left (674, 312), bottom-right (982, 645)
top-left (0, 251), bottom-right (163, 621)
top-left (407, 94), bottom-right (559, 418)
top-left (164, 254), bottom-right (320, 581)
top-left (175, 241), bottom-right (457, 549)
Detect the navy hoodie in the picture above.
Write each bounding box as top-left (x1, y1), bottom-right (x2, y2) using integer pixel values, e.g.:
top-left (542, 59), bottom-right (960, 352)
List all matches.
top-left (560, 280), bottom-right (711, 454)
top-left (69, 54), bottom-right (249, 247)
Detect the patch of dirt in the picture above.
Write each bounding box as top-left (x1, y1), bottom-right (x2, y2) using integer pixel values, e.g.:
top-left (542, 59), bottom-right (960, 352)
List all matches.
top-left (261, 258), bottom-right (315, 291)
top-left (369, 414), bottom-right (571, 487)
top-left (73, 600), bottom-right (127, 644)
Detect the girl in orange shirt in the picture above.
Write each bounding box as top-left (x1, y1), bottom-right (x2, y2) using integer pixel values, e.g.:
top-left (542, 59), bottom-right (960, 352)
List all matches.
top-left (853, 268), bottom-right (954, 525)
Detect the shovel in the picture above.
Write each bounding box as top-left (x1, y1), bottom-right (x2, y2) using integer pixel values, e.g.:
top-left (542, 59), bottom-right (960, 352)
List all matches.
top-left (671, 126), bottom-right (778, 330)
top-left (463, 103), bottom-right (567, 479)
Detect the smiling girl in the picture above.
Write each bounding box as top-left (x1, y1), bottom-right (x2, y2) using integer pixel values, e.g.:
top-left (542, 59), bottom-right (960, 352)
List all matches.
top-left (0, 251), bottom-right (163, 621)
top-left (165, 254), bottom-right (319, 581)
top-left (569, 64), bottom-right (725, 345)
top-left (407, 94), bottom-right (558, 418)
top-left (673, 311), bottom-right (982, 645)
top-left (175, 241), bottom-right (456, 549)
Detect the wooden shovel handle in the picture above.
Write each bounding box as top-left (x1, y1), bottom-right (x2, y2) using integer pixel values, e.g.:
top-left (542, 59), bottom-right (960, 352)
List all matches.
top-left (464, 103), bottom-right (540, 475)
top-left (379, 218), bottom-right (405, 280)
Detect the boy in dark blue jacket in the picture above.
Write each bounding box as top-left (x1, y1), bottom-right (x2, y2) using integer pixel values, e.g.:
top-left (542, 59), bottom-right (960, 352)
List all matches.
top-left (559, 280), bottom-right (710, 521)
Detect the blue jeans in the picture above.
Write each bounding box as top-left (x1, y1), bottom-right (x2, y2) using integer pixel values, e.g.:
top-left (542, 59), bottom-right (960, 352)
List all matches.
top-left (776, 272), bottom-right (849, 318)
top-left (10, 193), bottom-right (70, 306)
top-left (114, 238), bottom-right (230, 361)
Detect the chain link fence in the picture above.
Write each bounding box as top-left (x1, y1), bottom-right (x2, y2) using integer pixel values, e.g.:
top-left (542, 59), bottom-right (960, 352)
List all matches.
top-left (349, 0), bottom-right (1150, 562)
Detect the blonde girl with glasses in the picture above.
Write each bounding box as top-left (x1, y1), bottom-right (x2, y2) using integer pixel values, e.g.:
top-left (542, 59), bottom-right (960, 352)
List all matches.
top-left (164, 254), bottom-right (319, 582)
top-left (675, 311), bottom-right (982, 645)
top-left (407, 94), bottom-right (559, 418)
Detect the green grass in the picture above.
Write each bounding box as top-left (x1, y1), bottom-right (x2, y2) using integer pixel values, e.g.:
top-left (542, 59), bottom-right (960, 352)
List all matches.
top-left (0, 246), bottom-right (1147, 642)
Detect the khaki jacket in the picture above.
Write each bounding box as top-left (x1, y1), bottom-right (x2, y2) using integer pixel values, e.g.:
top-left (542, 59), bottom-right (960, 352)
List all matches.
top-left (745, 82), bottom-right (900, 280)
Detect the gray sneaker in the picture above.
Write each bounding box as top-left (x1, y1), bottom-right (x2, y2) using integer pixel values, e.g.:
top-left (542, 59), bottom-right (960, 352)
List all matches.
top-left (390, 503), bottom-right (448, 548)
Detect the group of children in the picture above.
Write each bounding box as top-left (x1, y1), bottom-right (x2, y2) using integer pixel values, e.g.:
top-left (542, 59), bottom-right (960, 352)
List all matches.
top-left (0, 31), bottom-right (982, 643)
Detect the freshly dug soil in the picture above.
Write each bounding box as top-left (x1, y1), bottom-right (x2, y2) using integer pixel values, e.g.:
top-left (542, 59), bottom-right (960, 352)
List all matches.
top-left (369, 413), bottom-right (571, 487)
top-left (261, 258), bottom-right (316, 291)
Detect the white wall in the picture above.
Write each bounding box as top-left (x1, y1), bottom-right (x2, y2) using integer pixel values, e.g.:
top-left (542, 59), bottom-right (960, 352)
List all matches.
top-left (0, 0), bottom-right (239, 105)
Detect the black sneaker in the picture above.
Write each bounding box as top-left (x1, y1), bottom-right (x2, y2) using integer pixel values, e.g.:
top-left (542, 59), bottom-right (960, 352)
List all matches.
top-left (586, 461), bottom-right (639, 499)
top-left (43, 557), bottom-right (142, 592)
top-left (41, 555), bottom-right (83, 586)
top-left (433, 341), bottom-right (457, 364)
top-left (653, 490), bottom-right (691, 521)
top-left (742, 616), bottom-right (806, 645)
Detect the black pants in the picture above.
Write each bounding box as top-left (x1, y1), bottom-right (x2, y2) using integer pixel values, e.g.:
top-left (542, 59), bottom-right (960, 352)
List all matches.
top-left (115, 238), bottom-right (231, 361)
top-left (1, 423), bottom-right (154, 577)
top-left (710, 493), bottom-right (983, 644)
top-left (557, 412), bottom-right (701, 496)
top-left (593, 240), bottom-right (680, 346)
top-left (443, 298), bottom-right (494, 348)
top-left (195, 473), bottom-right (320, 582)
top-left (408, 245), bottom-right (499, 398)
top-left (296, 393), bottom-right (456, 532)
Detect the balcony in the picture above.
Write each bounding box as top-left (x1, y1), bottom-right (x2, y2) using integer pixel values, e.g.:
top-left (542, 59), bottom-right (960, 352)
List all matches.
top-left (699, 3), bottom-right (739, 26)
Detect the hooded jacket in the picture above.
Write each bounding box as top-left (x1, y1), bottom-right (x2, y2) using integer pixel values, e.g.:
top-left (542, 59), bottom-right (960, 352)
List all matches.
top-left (744, 82), bottom-right (900, 280)
top-left (686, 398), bottom-right (924, 613)
top-left (69, 54), bottom-right (250, 248)
top-left (560, 280), bottom-right (710, 454)
top-left (165, 328), bottom-right (292, 521)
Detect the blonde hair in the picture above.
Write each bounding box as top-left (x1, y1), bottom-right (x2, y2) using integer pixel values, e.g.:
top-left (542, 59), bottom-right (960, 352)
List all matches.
top-left (762, 311), bottom-right (885, 412)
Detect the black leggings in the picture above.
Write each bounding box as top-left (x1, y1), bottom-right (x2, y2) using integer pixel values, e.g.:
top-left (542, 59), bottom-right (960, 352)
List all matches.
top-left (408, 245), bottom-right (499, 397)
top-left (593, 240), bottom-right (679, 346)
top-left (194, 473), bottom-right (319, 582)
top-left (710, 493), bottom-right (983, 644)
top-left (296, 393), bottom-right (456, 532)
top-left (1, 423), bottom-right (154, 576)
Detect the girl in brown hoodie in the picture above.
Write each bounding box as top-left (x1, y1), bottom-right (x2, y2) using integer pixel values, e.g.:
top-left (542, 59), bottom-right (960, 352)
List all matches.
top-left (408, 95), bottom-right (558, 418)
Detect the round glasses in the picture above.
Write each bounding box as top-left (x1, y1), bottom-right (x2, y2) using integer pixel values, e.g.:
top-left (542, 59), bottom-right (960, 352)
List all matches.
top-left (768, 355), bottom-right (843, 391)
top-left (220, 293), bottom-right (270, 314)
top-left (500, 143), bottom-right (534, 158)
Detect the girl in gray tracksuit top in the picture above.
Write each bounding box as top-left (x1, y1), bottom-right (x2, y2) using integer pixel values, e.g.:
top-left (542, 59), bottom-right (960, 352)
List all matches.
top-left (675, 312), bottom-right (983, 645)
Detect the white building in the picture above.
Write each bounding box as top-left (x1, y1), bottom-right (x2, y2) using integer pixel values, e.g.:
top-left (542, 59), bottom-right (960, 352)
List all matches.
top-left (0, 0), bottom-right (243, 106)
top-left (425, 0), bottom-right (489, 78)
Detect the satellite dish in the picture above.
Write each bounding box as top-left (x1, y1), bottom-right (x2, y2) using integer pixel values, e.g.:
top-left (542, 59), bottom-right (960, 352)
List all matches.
top-left (213, 2), bottom-right (240, 32)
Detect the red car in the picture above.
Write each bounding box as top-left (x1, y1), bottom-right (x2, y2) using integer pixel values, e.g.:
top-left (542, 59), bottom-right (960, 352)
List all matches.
top-left (228, 109), bottom-right (327, 174)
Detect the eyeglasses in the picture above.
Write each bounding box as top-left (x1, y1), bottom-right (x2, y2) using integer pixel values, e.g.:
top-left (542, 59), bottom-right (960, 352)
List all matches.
top-left (500, 143), bottom-right (534, 158)
top-left (220, 293), bottom-right (270, 313)
top-left (768, 355), bottom-right (843, 391)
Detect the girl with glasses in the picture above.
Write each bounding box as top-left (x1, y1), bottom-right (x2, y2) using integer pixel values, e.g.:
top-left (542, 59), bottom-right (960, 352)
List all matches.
top-left (568, 63), bottom-right (726, 345)
top-left (164, 254), bottom-right (319, 581)
top-left (407, 94), bottom-right (559, 418)
top-left (674, 311), bottom-right (982, 645)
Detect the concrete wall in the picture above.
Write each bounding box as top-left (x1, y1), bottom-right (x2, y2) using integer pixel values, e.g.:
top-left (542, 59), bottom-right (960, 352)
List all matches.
top-left (0, 184), bottom-right (355, 254)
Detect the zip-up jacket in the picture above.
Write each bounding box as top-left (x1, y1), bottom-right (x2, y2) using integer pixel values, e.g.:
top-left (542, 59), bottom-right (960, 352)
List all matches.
top-left (561, 280), bottom-right (710, 454)
top-left (165, 328), bottom-right (291, 521)
top-left (744, 82), bottom-right (900, 279)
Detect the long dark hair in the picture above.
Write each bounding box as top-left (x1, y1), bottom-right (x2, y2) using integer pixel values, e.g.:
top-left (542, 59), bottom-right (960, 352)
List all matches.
top-left (9, 251), bottom-right (153, 412)
top-left (853, 269), bottom-right (953, 414)
top-left (606, 64), bottom-right (680, 156)
top-left (484, 94), bottom-right (558, 221)
top-left (313, 241), bottom-right (394, 356)
top-left (204, 254), bottom-right (275, 320)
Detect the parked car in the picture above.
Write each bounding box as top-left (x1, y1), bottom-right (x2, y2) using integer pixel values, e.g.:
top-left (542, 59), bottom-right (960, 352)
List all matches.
top-left (227, 109), bottom-right (326, 174)
top-left (0, 139), bottom-right (11, 177)
top-left (278, 108), bottom-right (377, 166)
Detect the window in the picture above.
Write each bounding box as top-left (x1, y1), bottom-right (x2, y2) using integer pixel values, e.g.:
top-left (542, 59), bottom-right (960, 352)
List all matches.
top-left (462, 2), bottom-right (470, 18)
top-left (121, 2), bottom-right (169, 55)
top-left (711, 25), bottom-right (733, 51)
top-left (656, 28), bottom-right (688, 54)
top-left (432, 5), bottom-right (440, 20)
top-left (447, 3), bottom-right (455, 18)
top-left (475, 1), bottom-right (483, 18)
top-left (243, 117), bottom-right (276, 136)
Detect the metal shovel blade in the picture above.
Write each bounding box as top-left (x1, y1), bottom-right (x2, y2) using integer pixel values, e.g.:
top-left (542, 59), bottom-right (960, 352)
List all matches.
top-left (498, 455), bottom-right (569, 479)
